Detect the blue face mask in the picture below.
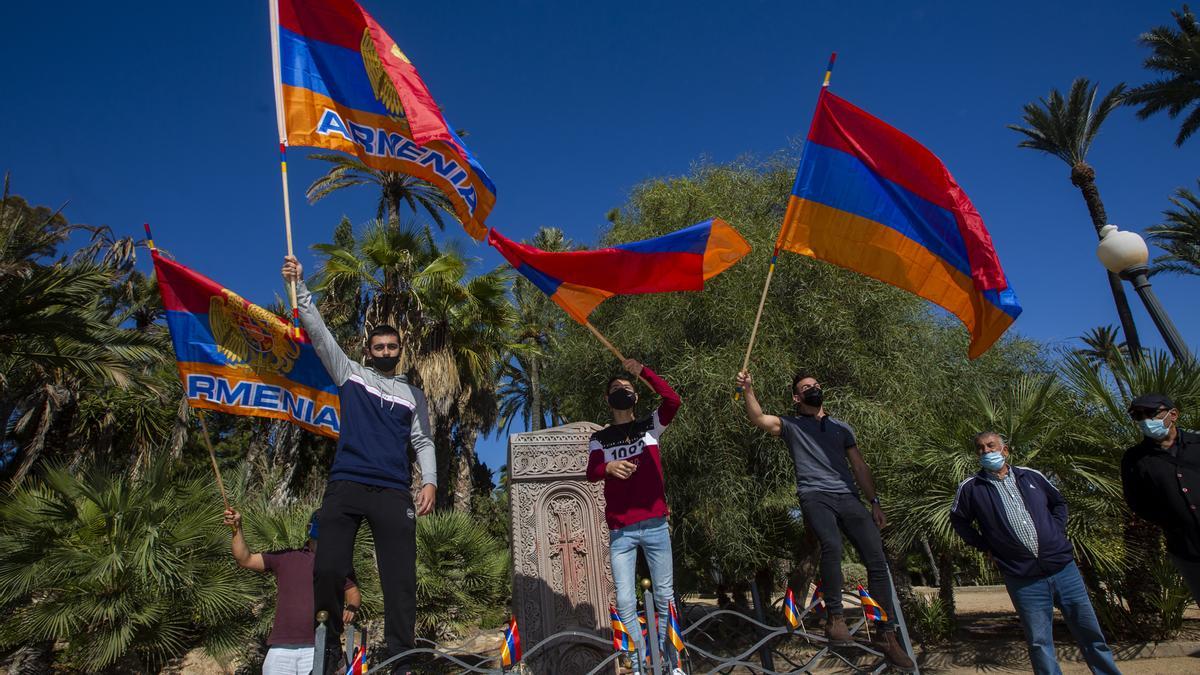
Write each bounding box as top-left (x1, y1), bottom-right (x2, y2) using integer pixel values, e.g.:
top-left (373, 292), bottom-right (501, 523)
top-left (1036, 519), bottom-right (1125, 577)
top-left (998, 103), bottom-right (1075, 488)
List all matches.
top-left (980, 451), bottom-right (1006, 472)
top-left (1139, 417), bottom-right (1171, 440)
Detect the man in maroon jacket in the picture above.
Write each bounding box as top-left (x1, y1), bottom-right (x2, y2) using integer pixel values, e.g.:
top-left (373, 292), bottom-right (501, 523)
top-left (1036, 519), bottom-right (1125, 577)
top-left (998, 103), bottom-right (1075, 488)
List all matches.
top-left (587, 358), bottom-right (683, 674)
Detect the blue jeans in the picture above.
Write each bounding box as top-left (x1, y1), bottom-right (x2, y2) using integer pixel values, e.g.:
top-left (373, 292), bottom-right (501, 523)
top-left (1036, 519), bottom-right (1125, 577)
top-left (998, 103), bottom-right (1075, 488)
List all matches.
top-left (610, 517), bottom-right (675, 663)
top-left (1003, 561), bottom-right (1121, 675)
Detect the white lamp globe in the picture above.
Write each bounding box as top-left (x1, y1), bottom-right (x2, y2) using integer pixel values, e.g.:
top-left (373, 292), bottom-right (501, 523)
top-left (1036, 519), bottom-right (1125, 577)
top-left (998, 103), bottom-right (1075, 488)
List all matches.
top-left (1096, 224), bottom-right (1150, 274)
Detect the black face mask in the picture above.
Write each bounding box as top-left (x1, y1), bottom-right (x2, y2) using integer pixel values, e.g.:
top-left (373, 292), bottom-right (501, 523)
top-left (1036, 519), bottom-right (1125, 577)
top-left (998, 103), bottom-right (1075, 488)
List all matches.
top-left (801, 387), bottom-right (824, 408)
top-left (370, 355), bottom-right (400, 372)
top-left (607, 388), bottom-right (636, 411)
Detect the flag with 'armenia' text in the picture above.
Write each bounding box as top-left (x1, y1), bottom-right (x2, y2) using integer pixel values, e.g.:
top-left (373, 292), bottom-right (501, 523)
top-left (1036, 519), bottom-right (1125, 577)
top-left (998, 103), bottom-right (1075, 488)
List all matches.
top-left (152, 250), bottom-right (341, 438)
top-left (271, 0), bottom-right (495, 240)
top-left (488, 218), bottom-right (751, 324)
top-left (777, 88), bottom-right (1021, 358)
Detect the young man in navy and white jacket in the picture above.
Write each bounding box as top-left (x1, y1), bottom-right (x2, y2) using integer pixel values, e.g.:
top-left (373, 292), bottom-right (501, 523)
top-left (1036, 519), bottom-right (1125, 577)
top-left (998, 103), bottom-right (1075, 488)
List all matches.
top-left (283, 256), bottom-right (436, 674)
top-left (950, 432), bottom-right (1119, 675)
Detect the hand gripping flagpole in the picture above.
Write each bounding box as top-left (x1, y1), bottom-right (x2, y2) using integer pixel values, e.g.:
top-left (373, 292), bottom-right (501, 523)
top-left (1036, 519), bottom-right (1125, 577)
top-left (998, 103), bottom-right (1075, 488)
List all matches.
top-left (735, 52), bottom-right (836, 400)
top-left (143, 224), bottom-right (230, 511)
top-left (585, 321), bottom-right (653, 389)
top-left (269, 0), bottom-right (301, 338)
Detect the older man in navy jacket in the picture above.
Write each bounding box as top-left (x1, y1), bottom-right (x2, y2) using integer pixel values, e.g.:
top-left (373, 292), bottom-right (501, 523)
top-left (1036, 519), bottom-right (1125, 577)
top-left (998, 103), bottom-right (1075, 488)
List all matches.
top-left (951, 432), bottom-right (1120, 675)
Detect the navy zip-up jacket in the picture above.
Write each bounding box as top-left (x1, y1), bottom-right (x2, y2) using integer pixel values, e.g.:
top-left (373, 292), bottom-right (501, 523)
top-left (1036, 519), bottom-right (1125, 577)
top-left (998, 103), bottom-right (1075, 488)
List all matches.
top-left (950, 465), bottom-right (1074, 579)
top-left (298, 282), bottom-right (436, 491)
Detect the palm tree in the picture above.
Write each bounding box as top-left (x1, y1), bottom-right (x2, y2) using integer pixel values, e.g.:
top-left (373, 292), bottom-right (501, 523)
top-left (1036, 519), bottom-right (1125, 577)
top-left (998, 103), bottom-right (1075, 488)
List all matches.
top-left (305, 154), bottom-right (453, 230)
top-left (1009, 78), bottom-right (1144, 361)
top-left (1125, 5), bottom-right (1200, 147)
top-left (497, 227), bottom-right (571, 433)
top-left (1147, 180), bottom-right (1200, 277)
top-left (0, 461), bottom-right (260, 671)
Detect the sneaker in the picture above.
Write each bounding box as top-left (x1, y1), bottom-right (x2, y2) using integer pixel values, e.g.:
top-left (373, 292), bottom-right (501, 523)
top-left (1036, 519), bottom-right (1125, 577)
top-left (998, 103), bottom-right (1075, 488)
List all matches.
top-left (824, 612), bottom-right (853, 646)
top-left (873, 630), bottom-right (916, 673)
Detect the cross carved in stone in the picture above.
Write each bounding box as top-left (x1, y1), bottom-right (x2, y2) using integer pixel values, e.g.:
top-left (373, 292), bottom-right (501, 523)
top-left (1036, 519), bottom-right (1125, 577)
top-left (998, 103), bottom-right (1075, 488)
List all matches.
top-left (550, 509), bottom-right (588, 602)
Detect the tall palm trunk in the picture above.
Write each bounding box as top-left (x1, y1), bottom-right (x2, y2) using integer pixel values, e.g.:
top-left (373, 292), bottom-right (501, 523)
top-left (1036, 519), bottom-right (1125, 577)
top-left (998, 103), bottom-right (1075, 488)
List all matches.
top-left (1072, 163), bottom-right (1144, 361)
top-left (530, 355), bottom-right (543, 431)
top-left (454, 426), bottom-right (479, 512)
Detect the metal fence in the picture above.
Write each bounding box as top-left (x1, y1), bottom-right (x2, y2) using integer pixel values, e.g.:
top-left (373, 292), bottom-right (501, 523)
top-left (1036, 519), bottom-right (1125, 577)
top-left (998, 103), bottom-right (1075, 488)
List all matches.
top-left (315, 570), bottom-right (920, 675)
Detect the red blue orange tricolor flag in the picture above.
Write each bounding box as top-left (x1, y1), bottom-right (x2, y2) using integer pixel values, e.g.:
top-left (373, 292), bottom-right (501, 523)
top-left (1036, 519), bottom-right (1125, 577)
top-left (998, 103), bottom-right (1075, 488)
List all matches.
top-left (809, 584), bottom-right (826, 614)
top-left (500, 616), bottom-right (521, 668)
top-left (783, 587), bottom-right (801, 629)
top-left (610, 605), bottom-right (633, 652)
top-left (857, 585), bottom-right (888, 622)
top-left (151, 250), bottom-right (341, 439)
top-left (777, 88), bottom-right (1021, 358)
top-left (487, 218), bottom-right (751, 324)
top-left (345, 644), bottom-right (365, 675)
top-left (667, 601), bottom-right (687, 663)
top-left (271, 0), bottom-right (495, 240)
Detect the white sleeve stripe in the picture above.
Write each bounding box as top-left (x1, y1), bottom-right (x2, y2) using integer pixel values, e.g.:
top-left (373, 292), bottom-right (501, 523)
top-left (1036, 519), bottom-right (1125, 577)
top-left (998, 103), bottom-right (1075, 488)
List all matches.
top-left (346, 374), bottom-right (417, 410)
top-left (951, 477), bottom-right (976, 513)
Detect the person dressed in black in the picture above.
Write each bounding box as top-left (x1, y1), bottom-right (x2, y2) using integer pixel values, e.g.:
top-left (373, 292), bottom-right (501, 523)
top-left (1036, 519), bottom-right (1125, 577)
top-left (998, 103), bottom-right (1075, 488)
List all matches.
top-left (1123, 393), bottom-right (1200, 604)
top-left (735, 369), bottom-right (914, 672)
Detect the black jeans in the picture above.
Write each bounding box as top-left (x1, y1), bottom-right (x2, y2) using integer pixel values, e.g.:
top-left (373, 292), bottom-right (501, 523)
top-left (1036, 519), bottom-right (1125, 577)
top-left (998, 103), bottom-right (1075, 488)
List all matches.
top-left (799, 490), bottom-right (896, 630)
top-left (314, 480), bottom-right (417, 668)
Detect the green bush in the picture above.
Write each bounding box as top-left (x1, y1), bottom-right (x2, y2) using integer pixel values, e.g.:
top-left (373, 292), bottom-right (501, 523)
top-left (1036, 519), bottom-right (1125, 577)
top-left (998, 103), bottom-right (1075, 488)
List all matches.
top-left (415, 510), bottom-right (510, 640)
top-left (909, 594), bottom-right (953, 644)
top-left (0, 461), bottom-right (258, 672)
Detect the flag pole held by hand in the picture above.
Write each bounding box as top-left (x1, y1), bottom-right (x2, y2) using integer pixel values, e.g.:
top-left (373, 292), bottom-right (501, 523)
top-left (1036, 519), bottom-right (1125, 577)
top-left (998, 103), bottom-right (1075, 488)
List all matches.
top-left (584, 322), bottom-right (652, 388)
top-left (195, 409), bottom-right (230, 511)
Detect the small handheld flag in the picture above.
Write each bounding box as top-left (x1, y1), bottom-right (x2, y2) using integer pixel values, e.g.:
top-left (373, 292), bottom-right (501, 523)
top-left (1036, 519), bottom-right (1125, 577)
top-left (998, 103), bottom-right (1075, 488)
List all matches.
top-left (809, 584), bottom-right (826, 614)
top-left (500, 616), bottom-right (521, 668)
top-left (857, 585), bottom-right (888, 622)
top-left (610, 605), bottom-right (633, 652)
top-left (345, 644), bottom-right (366, 675)
top-left (667, 601), bottom-right (687, 664)
top-left (783, 588), bottom-right (801, 629)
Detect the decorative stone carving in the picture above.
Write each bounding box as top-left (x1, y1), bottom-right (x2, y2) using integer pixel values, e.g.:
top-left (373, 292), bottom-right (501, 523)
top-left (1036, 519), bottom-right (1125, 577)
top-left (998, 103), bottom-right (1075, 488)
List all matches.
top-left (510, 421), bottom-right (615, 674)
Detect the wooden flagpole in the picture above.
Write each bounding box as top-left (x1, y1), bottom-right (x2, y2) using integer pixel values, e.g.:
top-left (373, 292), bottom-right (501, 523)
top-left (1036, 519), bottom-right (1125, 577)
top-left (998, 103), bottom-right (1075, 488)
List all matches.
top-left (196, 410), bottom-right (230, 511)
top-left (584, 321), bottom-right (652, 388)
top-left (268, 0), bottom-right (301, 337)
top-left (735, 52), bottom-right (836, 399)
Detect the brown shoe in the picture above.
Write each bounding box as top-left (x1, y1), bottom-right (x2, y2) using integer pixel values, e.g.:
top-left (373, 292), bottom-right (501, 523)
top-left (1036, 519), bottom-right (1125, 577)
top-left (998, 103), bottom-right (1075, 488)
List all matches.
top-left (874, 630), bottom-right (916, 672)
top-left (824, 613), bottom-right (853, 645)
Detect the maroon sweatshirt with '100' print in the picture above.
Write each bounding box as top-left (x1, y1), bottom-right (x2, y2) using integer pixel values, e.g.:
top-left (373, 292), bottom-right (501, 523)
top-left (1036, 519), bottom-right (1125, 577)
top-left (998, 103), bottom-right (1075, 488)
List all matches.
top-left (586, 366), bottom-right (681, 530)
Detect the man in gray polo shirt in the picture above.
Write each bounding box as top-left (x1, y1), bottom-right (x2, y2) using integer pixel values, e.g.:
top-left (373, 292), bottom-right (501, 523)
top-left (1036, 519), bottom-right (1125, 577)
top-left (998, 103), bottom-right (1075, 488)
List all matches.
top-left (736, 370), bottom-right (914, 672)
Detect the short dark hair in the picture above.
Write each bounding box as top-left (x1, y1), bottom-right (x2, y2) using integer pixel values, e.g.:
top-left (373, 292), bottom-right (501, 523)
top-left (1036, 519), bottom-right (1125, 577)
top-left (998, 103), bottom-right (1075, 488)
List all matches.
top-left (792, 371), bottom-right (817, 395)
top-left (605, 375), bottom-right (633, 396)
top-left (973, 431), bottom-right (1005, 447)
top-left (367, 324), bottom-right (401, 345)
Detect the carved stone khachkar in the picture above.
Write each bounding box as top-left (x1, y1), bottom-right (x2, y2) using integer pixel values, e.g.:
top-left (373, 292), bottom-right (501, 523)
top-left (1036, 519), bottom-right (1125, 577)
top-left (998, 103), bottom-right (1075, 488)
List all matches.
top-left (509, 421), bottom-right (615, 674)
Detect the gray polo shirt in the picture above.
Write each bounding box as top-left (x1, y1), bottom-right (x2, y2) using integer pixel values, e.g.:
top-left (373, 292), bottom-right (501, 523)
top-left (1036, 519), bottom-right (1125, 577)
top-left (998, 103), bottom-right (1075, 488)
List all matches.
top-left (780, 414), bottom-right (859, 496)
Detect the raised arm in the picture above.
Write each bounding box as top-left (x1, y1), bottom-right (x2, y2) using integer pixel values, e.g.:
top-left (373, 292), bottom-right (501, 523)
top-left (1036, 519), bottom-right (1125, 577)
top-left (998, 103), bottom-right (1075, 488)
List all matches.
top-left (735, 371), bottom-right (782, 436)
top-left (623, 360), bottom-right (681, 428)
top-left (282, 256), bottom-right (351, 386)
top-left (223, 508), bottom-right (266, 572)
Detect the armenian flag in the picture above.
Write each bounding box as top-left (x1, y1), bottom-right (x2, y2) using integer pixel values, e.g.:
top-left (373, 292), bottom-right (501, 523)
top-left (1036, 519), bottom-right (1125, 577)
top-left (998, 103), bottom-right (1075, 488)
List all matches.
top-left (857, 585), bottom-right (888, 622)
top-left (783, 588), bottom-right (801, 629)
top-left (488, 218), bottom-right (751, 324)
top-left (667, 601), bottom-right (687, 660)
top-left (610, 605), bottom-right (633, 652)
top-left (810, 584), bottom-right (826, 614)
top-left (777, 88), bottom-right (1021, 358)
top-left (500, 616), bottom-right (521, 668)
top-left (271, 0), bottom-right (495, 240)
top-left (151, 250), bottom-right (341, 439)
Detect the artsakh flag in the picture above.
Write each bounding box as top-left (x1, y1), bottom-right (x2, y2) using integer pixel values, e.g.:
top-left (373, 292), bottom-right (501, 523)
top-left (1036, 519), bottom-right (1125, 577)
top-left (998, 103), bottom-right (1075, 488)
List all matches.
top-left (272, 0), bottom-right (495, 240)
top-left (488, 219), bottom-right (751, 324)
top-left (783, 587), bottom-right (801, 628)
top-left (857, 585), bottom-right (888, 622)
top-left (500, 615), bottom-right (521, 667)
top-left (610, 605), bottom-right (633, 652)
top-left (777, 89), bottom-right (1021, 358)
top-left (151, 250), bottom-right (340, 439)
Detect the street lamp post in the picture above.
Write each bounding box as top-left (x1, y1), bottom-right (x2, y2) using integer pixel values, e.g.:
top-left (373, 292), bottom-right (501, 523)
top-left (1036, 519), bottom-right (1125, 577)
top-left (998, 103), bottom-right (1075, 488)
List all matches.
top-left (1096, 224), bottom-right (1193, 363)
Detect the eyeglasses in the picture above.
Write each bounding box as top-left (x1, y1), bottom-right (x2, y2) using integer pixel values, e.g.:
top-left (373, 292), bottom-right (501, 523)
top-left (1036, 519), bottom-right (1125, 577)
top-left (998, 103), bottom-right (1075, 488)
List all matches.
top-left (1129, 407), bottom-right (1169, 421)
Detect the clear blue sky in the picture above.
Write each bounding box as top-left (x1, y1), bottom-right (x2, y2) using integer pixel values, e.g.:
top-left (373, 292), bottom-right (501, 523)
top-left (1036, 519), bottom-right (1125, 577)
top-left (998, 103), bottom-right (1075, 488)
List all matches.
top-left (2, 1), bottom-right (1195, 474)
